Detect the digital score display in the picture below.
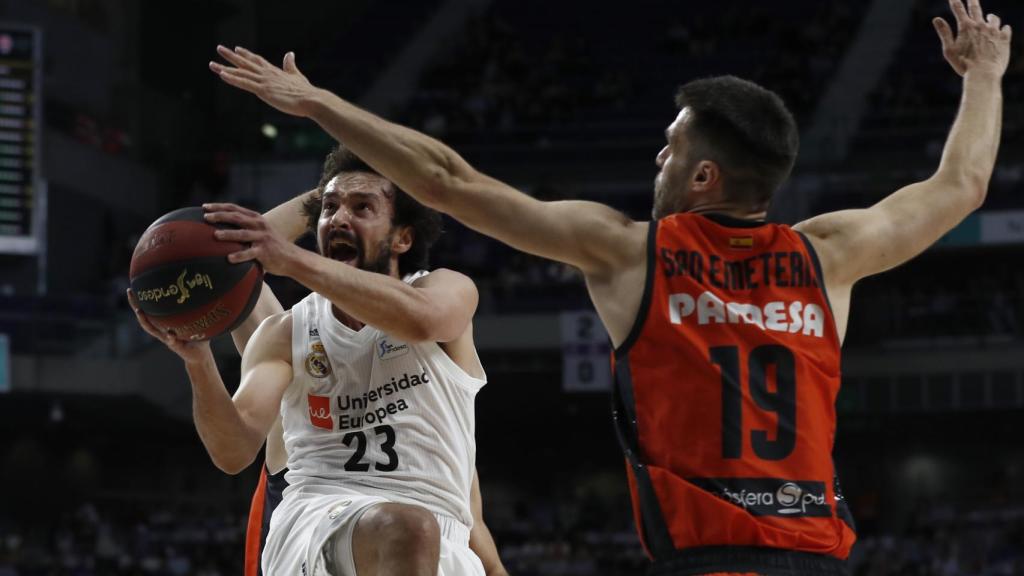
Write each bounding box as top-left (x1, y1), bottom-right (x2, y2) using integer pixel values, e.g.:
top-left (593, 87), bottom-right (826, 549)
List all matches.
top-left (0, 25), bottom-right (40, 255)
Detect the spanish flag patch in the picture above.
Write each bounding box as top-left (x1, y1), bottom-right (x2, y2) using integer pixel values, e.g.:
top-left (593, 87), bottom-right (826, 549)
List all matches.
top-left (729, 236), bottom-right (754, 249)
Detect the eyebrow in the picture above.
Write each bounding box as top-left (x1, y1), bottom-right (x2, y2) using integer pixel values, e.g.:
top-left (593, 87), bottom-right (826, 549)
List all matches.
top-left (345, 192), bottom-right (380, 203)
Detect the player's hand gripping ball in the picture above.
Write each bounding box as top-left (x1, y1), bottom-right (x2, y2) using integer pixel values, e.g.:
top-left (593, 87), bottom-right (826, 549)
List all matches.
top-left (129, 207), bottom-right (263, 341)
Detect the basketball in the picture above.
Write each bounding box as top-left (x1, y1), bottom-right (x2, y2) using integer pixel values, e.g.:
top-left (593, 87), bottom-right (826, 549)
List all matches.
top-left (129, 207), bottom-right (263, 341)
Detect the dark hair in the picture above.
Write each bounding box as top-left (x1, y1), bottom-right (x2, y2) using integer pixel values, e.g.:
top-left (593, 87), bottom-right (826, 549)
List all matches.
top-left (302, 145), bottom-right (442, 276)
top-left (675, 76), bottom-right (798, 209)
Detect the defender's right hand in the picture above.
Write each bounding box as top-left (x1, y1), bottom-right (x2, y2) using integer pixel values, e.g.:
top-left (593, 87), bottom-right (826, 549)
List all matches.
top-left (933, 0), bottom-right (1012, 78)
top-left (210, 45), bottom-right (318, 118)
top-left (127, 289), bottom-right (212, 364)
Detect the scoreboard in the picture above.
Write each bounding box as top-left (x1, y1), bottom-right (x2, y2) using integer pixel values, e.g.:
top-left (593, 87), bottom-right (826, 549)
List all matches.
top-left (0, 24), bottom-right (41, 255)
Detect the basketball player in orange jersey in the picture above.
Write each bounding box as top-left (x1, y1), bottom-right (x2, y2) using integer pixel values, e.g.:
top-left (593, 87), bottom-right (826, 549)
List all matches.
top-left (210, 0), bottom-right (1009, 573)
top-left (129, 147), bottom-right (508, 576)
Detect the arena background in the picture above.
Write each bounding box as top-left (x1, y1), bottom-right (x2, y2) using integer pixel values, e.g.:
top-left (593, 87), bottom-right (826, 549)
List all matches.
top-left (0, 0), bottom-right (1022, 574)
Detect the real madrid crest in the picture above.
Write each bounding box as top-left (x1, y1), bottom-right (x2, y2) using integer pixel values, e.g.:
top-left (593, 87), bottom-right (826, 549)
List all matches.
top-left (305, 341), bottom-right (332, 378)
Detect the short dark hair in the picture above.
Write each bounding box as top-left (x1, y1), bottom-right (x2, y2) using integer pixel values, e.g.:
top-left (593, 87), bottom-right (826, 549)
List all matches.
top-left (675, 76), bottom-right (798, 209)
top-left (302, 145), bottom-right (442, 276)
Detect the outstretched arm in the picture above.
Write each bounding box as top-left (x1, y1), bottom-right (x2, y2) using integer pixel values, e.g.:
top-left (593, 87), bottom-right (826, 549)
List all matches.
top-left (209, 47), bottom-right (644, 277)
top-left (795, 0), bottom-right (1010, 285)
top-left (469, 469), bottom-right (509, 576)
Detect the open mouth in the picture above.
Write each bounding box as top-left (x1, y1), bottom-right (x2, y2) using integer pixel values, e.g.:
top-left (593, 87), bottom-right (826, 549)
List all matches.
top-left (327, 236), bottom-right (359, 264)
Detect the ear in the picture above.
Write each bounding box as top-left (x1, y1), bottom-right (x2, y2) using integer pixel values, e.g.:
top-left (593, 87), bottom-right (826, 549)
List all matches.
top-left (691, 160), bottom-right (722, 192)
top-left (391, 225), bottom-right (414, 256)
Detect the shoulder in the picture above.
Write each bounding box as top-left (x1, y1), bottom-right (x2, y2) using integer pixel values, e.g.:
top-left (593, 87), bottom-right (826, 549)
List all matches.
top-left (412, 268), bottom-right (477, 293)
top-left (246, 310), bottom-right (294, 363)
top-left (260, 309), bottom-right (293, 334)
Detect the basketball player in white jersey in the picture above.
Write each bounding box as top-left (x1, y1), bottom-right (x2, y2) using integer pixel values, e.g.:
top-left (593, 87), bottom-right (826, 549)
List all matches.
top-left (129, 146), bottom-right (507, 576)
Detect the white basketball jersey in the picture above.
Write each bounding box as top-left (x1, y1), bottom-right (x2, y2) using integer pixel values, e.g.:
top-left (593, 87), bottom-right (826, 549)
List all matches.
top-left (281, 272), bottom-right (485, 527)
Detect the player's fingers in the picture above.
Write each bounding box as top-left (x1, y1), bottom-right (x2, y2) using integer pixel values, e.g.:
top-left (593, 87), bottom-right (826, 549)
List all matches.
top-left (204, 211), bottom-right (257, 229)
top-left (213, 228), bottom-right (260, 243)
top-left (127, 291), bottom-right (166, 339)
top-left (216, 45), bottom-right (258, 71)
top-left (126, 288), bottom-right (140, 311)
top-left (217, 69), bottom-right (261, 94)
top-left (202, 202), bottom-right (260, 217)
top-left (934, 17), bottom-right (955, 50)
top-left (283, 51), bottom-right (297, 73)
top-left (949, 0), bottom-right (969, 27)
top-left (227, 248), bottom-right (259, 264)
top-left (235, 46), bottom-right (272, 68)
top-left (967, 0), bottom-right (983, 21)
top-left (1003, 24), bottom-right (1012, 40)
top-left (209, 61), bottom-right (262, 82)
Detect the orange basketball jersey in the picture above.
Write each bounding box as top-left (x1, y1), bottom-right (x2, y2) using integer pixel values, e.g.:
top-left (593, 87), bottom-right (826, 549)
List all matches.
top-left (612, 213), bottom-right (856, 572)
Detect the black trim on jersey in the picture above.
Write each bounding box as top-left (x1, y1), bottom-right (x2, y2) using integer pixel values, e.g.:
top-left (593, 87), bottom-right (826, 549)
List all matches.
top-left (832, 460), bottom-right (856, 532)
top-left (699, 213), bottom-right (768, 229)
top-left (795, 231), bottom-right (833, 315)
top-left (611, 356), bottom-right (675, 559)
top-left (648, 546), bottom-right (849, 576)
top-left (614, 220), bottom-right (659, 358)
top-left (258, 466), bottom-right (289, 576)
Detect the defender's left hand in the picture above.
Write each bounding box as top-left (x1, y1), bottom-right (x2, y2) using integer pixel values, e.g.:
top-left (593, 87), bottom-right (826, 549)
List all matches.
top-left (210, 45), bottom-right (318, 117)
top-left (934, 0), bottom-right (1012, 78)
top-left (204, 203), bottom-right (302, 276)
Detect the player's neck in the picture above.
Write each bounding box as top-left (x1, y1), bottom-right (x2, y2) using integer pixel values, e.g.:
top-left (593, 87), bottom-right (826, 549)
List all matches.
top-left (687, 201), bottom-right (766, 222)
top-left (331, 305), bottom-right (365, 332)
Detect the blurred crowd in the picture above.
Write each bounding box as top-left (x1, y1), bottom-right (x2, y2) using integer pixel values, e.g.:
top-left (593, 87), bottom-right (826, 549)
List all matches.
top-left (401, 0), bottom-right (859, 140)
top-left (0, 502), bottom-right (244, 576)
top-left (851, 504), bottom-right (1024, 576)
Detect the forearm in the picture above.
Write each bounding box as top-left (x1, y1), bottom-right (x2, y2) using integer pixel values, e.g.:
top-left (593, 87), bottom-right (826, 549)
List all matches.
top-left (938, 70), bottom-right (1003, 192)
top-left (264, 188), bottom-right (317, 242)
top-left (186, 355), bottom-right (263, 474)
top-left (301, 89), bottom-right (464, 207)
top-left (286, 249), bottom-right (434, 341)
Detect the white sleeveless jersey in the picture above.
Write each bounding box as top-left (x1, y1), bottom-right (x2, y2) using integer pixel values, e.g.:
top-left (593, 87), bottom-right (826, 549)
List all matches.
top-left (281, 271), bottom-right (485, 527)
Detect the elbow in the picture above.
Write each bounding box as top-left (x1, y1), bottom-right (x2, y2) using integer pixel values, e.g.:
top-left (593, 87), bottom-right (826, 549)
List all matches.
top-left (209, 450), bottom-right (257, 476)
top-left (415, 166), bottom-right (458, 209)
top-left (938, 169), bottom-right (989, 210)
top-left (416, 153), bottom-right (475, 210)
top-left (962, 171), bottom-right (989, 210)
top-left (402, 315), bottom-right (437, 344)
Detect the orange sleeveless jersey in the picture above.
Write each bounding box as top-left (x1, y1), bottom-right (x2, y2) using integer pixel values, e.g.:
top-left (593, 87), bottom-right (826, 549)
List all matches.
top-left (612, 213), bottom-right (856, 563)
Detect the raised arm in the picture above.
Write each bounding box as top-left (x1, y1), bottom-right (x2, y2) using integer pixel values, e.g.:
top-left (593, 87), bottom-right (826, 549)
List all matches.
top-left (209, 47), bottom-right (645, 277)
top-left (204, 202), bottom-right (478, 344)
top-left (264, 188), bottom-right (318, 243)
top-left (468, 469), bottom-right (509, 576)
top-left (795, 0), bottom-right (1010, 286)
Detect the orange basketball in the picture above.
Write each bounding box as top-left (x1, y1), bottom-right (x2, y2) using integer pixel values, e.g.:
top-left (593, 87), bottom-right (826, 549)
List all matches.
top-left (129, 207), bottom-right (263, 341)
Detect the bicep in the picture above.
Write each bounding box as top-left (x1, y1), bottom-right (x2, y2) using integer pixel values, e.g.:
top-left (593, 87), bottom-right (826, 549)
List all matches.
top-left (447, 172), bottom-right (642, 275)
top-left (797, 175), bottom-right (981, 283)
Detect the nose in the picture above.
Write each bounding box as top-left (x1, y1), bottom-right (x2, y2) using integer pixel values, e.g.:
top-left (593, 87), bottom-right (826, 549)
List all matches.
top-left (329, 205), bottom-right (354, 231)
top-left (656, 146), bottom-right (668, 168)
